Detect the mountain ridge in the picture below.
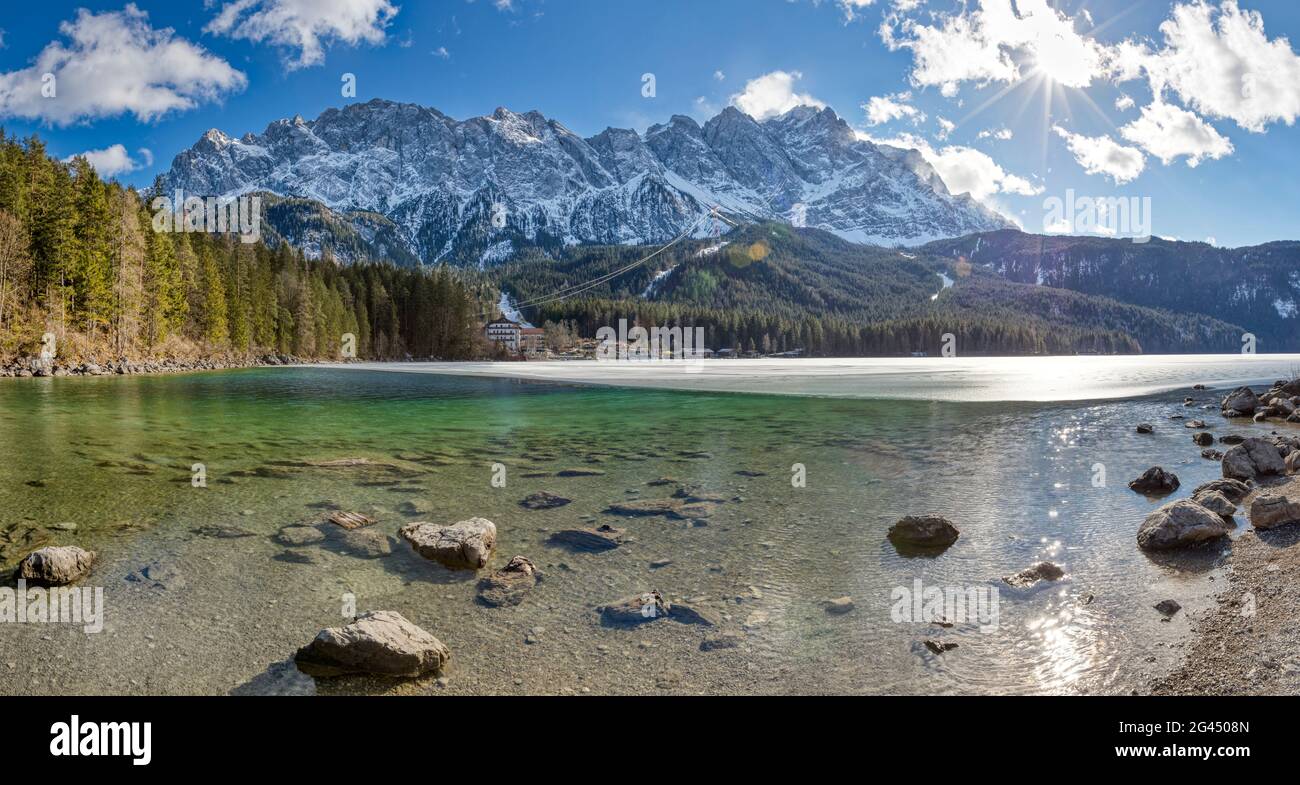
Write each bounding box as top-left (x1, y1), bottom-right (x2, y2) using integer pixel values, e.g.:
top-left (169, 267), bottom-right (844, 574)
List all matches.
top-left (159, 98), bottom-right (1011, 265)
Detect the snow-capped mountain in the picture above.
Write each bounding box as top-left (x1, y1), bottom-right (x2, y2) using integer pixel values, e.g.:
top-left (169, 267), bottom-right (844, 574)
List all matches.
top-left (161, 98), bottom-right (1010, 266)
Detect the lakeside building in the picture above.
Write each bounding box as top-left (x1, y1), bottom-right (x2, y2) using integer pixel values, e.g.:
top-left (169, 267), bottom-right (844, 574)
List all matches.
top-left (485, 318), bottom-right (523, 352)
top-left (485, 318), bottom-right (547, 357)
top-left (520, 327), bottom-right (546, 356)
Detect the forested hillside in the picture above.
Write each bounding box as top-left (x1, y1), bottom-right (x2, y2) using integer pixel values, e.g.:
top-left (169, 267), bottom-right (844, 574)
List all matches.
top-left (0, 132), bottom-right (485, 364)
top-left (500, 224), bottom-right (1245, 356)
top-left (923, 230), bottom-right (1299, 351)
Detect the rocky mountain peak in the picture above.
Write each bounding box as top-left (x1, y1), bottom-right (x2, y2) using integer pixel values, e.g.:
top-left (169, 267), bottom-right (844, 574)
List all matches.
top-left (161, 99), bottom-right (1011, 266)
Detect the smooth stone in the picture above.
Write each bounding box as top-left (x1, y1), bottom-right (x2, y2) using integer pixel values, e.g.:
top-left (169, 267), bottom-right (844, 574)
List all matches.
top-left (1154, 599), bottom-right (1182, 616)
top-left (1221, 437), bottom-right (1285, 482)
top-left (294, 610), bottom-right (450, 678)
top-left (1128, 466), bottom-right (1180, 495)
top-left (1137, 499), bottom-right (1232, 550)
top-left (1191, 490), bottom-right (1237, 519)
top-left (886, 515), bottom-right (959, 555)
top-left (18, 546), bottom-right (95, 586)
top-left (1249, 493), bottom-right (1300, 530)
top-left (1191, 478), bottom-right (1250, 503)
top-left (401, 518), bottom-right (497, 570)
top-left (824, 596), bottom-right (856, 614)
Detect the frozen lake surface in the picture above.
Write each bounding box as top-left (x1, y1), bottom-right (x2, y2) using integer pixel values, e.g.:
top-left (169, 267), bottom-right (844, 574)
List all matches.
top-left (318, 354), bottom-right (1300, 402)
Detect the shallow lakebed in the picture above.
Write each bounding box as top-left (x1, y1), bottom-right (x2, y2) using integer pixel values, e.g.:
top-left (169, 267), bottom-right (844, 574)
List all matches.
top-left (0, 365), bottom-right (1290, 695)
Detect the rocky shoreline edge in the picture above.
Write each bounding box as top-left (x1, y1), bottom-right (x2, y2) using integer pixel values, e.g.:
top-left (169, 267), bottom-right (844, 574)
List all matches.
top-left (1149, 475), bottom-right (1300, 695)
top-left (1139, 378), bottom-right (1300, 695)
top-left (0, 353), bottom-right (309, 378)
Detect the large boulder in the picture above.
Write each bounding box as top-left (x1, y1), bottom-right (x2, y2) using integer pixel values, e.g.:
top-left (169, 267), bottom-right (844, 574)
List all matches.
top-left (1249, 493), bottom-right (1300, 530)
top-left (18, 546), bottom-right (95, 585)
top-left (1221, 437), bottom-right (1287, 481)
top-left (294, 610), bottom-right (450, 678)
top-left (887, 516), bottom-right (959, 555)
top-left (1192, 478), bottom-right (1251, 503)
top-left (1137, 500), bottom-right (1233, 550)
top-left (1222, 386), bottom-right (1260, 415)
top-left (1191, 490), bottom-right (1237, 519)
top-left (477, 556), bottom-right (540, 607)
top-left (1128, 466), bottom-right (1180, 495)
top-left (400, 518), bottom-right (497, 570)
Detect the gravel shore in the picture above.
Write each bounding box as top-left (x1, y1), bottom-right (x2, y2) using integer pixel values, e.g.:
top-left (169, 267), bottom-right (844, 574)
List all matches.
top-left (1151, 476), bottom-right (1300, 695)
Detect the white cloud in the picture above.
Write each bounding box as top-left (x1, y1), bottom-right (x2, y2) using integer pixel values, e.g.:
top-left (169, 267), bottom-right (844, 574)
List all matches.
top-left (1118, 100), bottom-right (1233, 167)
top-left (432, 46), bottom-right (450, 59)
top-left (730, 71), bottom-right (825, 120)
top-left (713, 70), bottom-right (726, 81)
top-left (863, 92), bottom-right (923, 125)
top-left (206, 0), bottom-right (399, 70)
top-left (936, 116), bottom-right (955, 139)
top-left (64, 144), bottom-right (145, 177)
top-left (1052, 126), bottom-right (1146, 184)
top-left (0, 28), bottom-right (6, 50)
top-left (1137, 0), bottom-right (1300, 132)
top-left (862, 130), bottom-right (1042, 201)
top-left (839, 0), bottom-right (878, 22)
top-left (0, 5), bottom-right (245, 126)
top-left (882, 0), bottom-right (1104, 96)
top-left (978, 127), bottom-right (1013, 140)
top-left (1114, 94), bottom-right (1135, 111)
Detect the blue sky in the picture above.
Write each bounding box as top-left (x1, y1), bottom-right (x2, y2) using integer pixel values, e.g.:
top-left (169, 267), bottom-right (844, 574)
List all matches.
top-left (1, 0), bottom-right (1298, 247)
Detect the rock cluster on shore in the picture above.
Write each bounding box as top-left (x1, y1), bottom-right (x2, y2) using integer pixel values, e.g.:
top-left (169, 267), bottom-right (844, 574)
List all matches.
top-left (1137, 382), bottom-right (1300, 552)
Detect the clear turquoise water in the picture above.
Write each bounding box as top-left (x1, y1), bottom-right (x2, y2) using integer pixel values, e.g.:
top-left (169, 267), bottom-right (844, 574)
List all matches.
top-left (0, 366), bottom-right (1285, 694)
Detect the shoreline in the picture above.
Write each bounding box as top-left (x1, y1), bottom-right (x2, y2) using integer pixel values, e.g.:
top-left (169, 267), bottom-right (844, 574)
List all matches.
top-left (306, 355), bottom-right (1300, 403)
top-left (1150, 475), bottom-right (1300, 696)
top-left (0, 353), bottom-right (311, 379)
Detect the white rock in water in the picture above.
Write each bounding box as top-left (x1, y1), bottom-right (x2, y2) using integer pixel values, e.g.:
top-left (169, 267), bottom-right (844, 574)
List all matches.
top-left (400, 517), bottom-right (497, 570)
top-left (294, 610), bottom-right (450, 678)
top-left (18, 546), bottom-right (95, 585)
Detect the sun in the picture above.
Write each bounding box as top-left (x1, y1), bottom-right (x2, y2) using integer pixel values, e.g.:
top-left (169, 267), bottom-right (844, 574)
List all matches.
top-left (1029, 32), bottom-right (1099, 89)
